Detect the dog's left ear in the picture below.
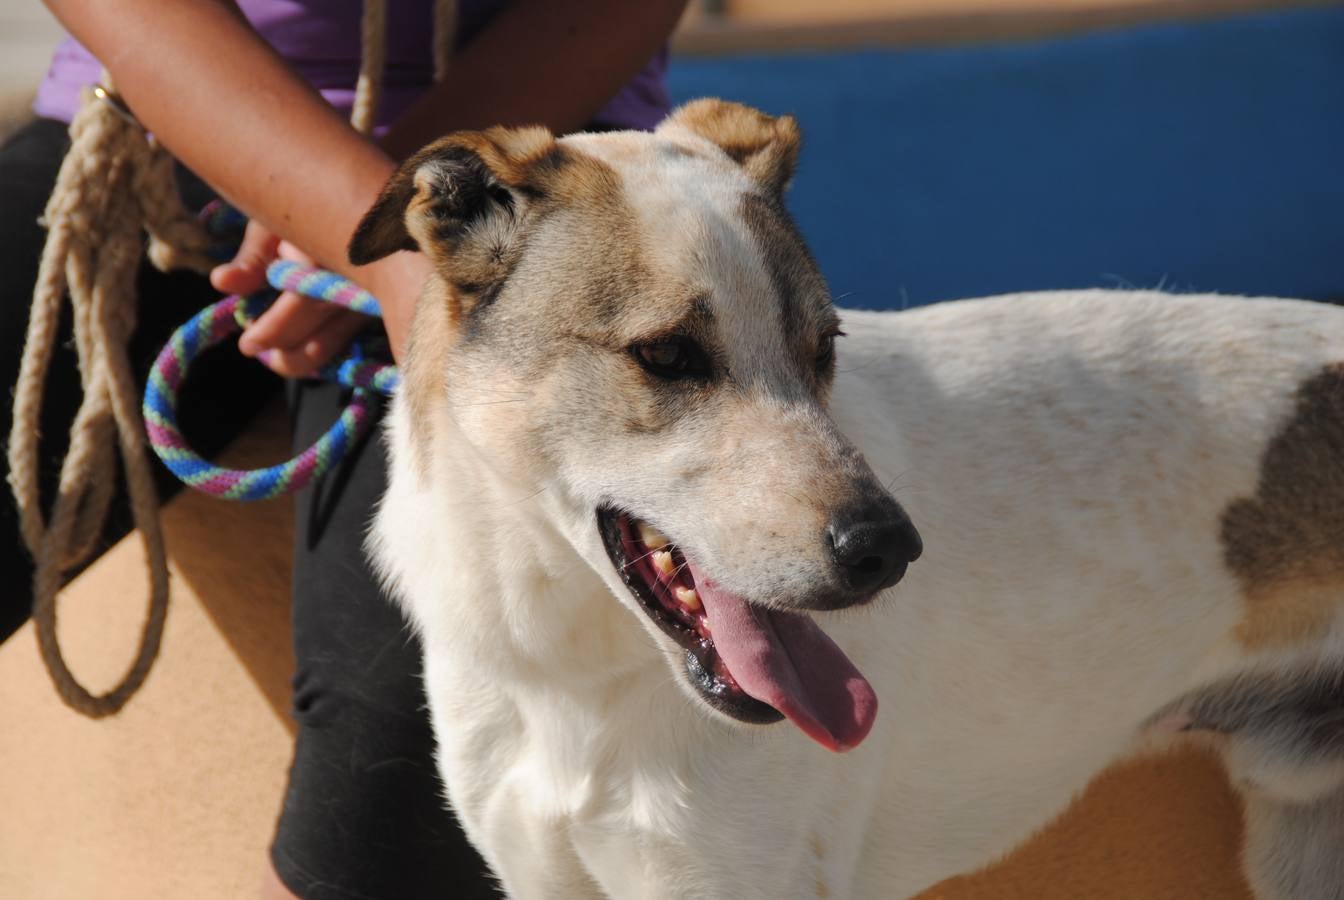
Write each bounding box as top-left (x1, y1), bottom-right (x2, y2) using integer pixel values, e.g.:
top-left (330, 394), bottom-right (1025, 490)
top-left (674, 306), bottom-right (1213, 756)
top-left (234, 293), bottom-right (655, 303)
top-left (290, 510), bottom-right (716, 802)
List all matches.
top-left (657, 98), bottom-right (801, 195)
top-left (348, 125), bottom-right (556, 266)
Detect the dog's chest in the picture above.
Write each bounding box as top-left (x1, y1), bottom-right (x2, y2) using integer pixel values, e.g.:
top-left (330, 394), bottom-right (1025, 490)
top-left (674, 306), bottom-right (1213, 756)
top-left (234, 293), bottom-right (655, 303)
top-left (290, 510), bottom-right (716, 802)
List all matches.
top-left (426, 668), bottom-right (721, 888)
top-left (434, 686), bottom-right (853, 900)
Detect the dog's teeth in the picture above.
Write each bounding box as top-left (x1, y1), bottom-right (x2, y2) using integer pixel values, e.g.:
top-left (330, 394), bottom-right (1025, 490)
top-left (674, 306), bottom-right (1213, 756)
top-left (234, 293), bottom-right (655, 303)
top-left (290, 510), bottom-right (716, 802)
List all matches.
top-left (638, 522), bottom-right (670, 550)
top-left (674, 586), bottom-right (701, 611)
top-left (653, 550), bottom-right (675, 577)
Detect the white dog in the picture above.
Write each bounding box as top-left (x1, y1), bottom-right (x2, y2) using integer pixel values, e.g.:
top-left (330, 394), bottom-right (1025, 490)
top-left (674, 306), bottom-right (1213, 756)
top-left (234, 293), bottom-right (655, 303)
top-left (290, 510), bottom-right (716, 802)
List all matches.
top-left (348, 99), bottom-right (1344, 899)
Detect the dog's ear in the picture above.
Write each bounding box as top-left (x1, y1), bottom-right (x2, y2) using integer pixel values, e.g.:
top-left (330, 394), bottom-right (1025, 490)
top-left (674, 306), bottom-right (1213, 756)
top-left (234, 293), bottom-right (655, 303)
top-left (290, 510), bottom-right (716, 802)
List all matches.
top-left (657, 98), bottom-right (801, 195)
top-left (348, 125), bottom-right (557, 266)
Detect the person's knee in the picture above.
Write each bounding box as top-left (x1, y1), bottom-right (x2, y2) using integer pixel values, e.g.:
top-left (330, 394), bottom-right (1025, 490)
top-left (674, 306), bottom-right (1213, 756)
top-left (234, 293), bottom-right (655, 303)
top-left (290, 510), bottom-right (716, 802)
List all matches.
top-left (271, 699), bottom-right (493, 900)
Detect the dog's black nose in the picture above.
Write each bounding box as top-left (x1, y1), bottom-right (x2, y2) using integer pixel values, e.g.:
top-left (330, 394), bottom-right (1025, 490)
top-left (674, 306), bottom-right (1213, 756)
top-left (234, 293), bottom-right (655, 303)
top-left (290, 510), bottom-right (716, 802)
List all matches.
top-left (826, 505), bottom-right (922, 594)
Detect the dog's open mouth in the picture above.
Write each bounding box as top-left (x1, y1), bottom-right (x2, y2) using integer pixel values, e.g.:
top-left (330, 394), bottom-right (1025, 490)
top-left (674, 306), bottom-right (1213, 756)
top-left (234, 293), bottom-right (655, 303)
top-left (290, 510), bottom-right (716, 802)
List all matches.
top-left (598, 507), bottom-right (878, 752)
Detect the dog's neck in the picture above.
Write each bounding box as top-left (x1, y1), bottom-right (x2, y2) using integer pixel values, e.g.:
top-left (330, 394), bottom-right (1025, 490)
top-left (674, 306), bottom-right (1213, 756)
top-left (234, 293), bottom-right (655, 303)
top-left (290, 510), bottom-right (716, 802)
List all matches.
top-left (384, 397), bottom-right (662, 690)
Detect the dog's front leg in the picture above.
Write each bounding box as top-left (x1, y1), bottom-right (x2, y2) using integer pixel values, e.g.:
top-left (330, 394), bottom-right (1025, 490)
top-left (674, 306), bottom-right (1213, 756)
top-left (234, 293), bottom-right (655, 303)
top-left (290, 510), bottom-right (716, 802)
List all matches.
top-left (421, 686), bottom-right (609, 898)
top-left (484, 815), bottom-right (607, 900)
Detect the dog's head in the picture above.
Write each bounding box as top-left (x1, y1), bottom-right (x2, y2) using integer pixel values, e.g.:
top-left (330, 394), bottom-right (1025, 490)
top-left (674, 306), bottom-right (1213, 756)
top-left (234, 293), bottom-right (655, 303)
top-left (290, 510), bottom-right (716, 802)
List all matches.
top-left (351, 99), bottom-right (921, 751)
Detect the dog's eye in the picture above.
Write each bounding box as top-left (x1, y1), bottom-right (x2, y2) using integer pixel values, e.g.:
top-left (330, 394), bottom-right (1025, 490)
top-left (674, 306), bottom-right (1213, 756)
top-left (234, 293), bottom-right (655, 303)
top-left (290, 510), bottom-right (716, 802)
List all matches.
top-left (816, 331), bottom-right (843, 370)
top-left (632, 338), bottom-right (710, 380)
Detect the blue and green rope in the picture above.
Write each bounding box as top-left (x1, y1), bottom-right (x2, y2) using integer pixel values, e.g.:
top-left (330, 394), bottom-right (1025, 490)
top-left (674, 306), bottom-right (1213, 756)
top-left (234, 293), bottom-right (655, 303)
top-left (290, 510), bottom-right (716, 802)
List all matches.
top-left (144, 206), bottom-right (400, 500)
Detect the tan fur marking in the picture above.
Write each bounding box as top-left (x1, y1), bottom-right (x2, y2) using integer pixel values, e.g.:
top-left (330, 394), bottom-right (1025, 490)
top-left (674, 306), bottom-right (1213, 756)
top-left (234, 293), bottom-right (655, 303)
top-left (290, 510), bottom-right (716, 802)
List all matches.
top-left (815, 874), bottom-right (831, 898)
top-left (400, 279), bottom-right (456, 479)
top-left (543, 160), bottom-right (626, 215)
top-left (1236, 580), bottom-right (1340, 649)
top-left (809, 832), bottom-right (826, 859)
top-left (440, 126), bottom-right (557, 187)
top-left (371, 125), bottom-right (627, 475)
top-left (739, 191), bottom-right (836, 392)
top-left (395, 129), bottom-right (683, 484)
top-left (661, 98), bottom-right (800, 194)
top-left (1221, 363), bottom-right (1344, 648)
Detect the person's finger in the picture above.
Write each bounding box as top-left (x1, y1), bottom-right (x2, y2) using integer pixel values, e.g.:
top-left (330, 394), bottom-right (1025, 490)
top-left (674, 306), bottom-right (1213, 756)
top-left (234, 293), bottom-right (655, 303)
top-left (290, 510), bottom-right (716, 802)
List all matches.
top-left (255, 347), bottom-right (319, 379)
top-left (298, 310), bottom-right (373, 370)
top-left (210, 220), bottom-right (280, 295)
top-left (254, 312), bottom-right (369, 378)
top-left (276, 239), bottom-right (313, 265)
top-left (239, 291), bottom-right (342, 356)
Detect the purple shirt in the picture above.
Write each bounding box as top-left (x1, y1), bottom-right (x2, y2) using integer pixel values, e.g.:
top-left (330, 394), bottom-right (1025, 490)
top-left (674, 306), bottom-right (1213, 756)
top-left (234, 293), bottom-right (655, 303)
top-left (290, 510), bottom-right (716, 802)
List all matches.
top-left (35, 0), bottom-right (671, 133)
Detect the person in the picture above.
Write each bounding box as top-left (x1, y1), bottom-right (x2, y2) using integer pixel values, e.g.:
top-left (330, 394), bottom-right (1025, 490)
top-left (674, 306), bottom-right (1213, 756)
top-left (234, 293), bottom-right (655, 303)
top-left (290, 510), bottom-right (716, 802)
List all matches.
top-left (3, 2), bottom-right (687, 897)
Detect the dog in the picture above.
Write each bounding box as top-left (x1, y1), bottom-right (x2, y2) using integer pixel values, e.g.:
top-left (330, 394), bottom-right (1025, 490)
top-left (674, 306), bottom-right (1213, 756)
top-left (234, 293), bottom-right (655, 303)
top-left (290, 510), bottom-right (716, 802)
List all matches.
top-left (347, 99), bottom-right (1344, 899)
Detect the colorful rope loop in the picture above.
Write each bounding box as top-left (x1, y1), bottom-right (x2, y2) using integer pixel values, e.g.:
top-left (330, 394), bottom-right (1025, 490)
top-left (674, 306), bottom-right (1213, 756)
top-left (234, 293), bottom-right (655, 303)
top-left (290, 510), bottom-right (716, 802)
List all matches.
top-left (268, 258), bottom-right (383, 317)
top-left (233, 292), bottom-right (274, 329)
top-left (143, 260), bottom-right (400, 501)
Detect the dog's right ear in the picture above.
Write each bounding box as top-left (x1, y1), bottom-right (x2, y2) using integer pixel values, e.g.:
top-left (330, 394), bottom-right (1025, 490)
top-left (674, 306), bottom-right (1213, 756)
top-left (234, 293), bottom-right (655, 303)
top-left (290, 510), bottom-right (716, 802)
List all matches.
top-left (657, 98), bottom-right (801, 195)
top-left (348, 126), bottom-right (557, 266)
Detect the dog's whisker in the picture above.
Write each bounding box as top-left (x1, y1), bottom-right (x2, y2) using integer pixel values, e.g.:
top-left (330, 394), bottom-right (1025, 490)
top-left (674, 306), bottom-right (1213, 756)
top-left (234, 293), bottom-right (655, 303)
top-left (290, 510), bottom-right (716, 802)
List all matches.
top-left (444, 398), bottom-right (529, 409)
top-left (494, 486), bottom-right (548, 509)
top-left (622, 542), bottom-right (672, 571)
top-left (881, 470), bottom-right (911, 492)
top-left (835, 356), bottom-right (884, 375)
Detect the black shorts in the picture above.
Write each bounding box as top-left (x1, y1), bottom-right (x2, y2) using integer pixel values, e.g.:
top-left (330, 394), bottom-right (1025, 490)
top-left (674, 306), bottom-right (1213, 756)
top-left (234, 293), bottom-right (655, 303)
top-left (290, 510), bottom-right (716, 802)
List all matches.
top-left (275, 381), bottom-right (496, 899)
top-left (2, 118), bottom-right (495, 899)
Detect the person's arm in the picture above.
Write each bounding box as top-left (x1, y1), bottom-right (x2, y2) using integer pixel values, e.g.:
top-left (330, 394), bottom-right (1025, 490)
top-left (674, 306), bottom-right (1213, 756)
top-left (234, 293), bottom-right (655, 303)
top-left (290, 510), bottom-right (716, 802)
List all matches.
top-left (43, 0), bottom-right (687, 368)
top-left (379, 0), bottom-right (685, 160)
top-left (44, 0), bottom-right (410, 351)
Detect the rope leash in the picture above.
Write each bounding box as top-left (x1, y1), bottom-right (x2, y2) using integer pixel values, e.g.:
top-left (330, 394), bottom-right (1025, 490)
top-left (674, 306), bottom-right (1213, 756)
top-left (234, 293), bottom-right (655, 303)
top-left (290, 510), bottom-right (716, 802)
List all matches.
top-left (10, 0), bottom-right (456, 716)
top-left (143, 259), bottom-right (400, 501)
top-left (7, 79), bottom-right (213, 717)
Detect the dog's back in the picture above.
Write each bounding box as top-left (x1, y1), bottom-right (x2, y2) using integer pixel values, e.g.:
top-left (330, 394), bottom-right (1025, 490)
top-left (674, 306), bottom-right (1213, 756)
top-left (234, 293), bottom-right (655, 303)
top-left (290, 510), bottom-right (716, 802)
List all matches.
top-left (831, 292), bottom-right (1344, 898)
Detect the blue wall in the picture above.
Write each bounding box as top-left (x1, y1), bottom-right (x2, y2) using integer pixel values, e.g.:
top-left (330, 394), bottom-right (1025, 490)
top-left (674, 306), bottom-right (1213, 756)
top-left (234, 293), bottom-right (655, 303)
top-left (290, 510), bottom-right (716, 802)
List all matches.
top-left (667, 5), bottom-right (1344, 310)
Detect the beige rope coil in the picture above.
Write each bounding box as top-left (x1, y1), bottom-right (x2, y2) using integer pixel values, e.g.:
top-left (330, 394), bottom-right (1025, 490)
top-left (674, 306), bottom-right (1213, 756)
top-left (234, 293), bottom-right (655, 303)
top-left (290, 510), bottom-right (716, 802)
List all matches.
top-left (9, 1), bottom-right (454, 717)
top-left (7, 78), bottom-right (215, 717)
top-left (352, 0), bottom-right (387, 136)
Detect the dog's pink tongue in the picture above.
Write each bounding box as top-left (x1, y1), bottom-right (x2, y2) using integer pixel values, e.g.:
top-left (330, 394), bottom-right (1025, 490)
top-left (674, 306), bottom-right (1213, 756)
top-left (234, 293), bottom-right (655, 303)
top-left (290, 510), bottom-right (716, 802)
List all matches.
top-left (688, 564), bottom-right (877, 752)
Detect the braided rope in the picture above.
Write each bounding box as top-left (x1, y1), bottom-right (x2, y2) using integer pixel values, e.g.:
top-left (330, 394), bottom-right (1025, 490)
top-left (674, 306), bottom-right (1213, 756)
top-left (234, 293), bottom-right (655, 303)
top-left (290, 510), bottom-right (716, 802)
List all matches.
top-left (351, 0), bottom-right (386, 135)
top-left (433, 0), bottom-right (458, 83)
top-left (6, 77), bottom-right (203, 717)
top-left (10, 0), bottom-right (455, 717)
top-left (144, 261), bottom-right (400, 501)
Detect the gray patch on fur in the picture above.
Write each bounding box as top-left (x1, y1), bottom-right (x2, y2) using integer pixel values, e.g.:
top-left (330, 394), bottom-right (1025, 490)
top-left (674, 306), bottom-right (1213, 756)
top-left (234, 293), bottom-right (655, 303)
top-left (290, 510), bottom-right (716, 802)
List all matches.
top-left (1219, 362), bottom-right (1344, 647)
top-left (1155, 665), bottom-right (1344, 900)
top-left (738, 192), bottom-right (820, 340)
top-left (737, 193), bottom-right (841, 398)
top-left (1175, 666), bottom-right (1344, 766)
top-left (1243, 786), bottom-right (1344, 900)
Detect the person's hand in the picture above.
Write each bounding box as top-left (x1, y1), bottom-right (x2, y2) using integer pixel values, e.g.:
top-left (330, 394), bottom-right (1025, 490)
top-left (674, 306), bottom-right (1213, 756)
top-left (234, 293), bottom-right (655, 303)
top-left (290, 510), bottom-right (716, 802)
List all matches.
top-left (210, 221), bottom-right (375, 378)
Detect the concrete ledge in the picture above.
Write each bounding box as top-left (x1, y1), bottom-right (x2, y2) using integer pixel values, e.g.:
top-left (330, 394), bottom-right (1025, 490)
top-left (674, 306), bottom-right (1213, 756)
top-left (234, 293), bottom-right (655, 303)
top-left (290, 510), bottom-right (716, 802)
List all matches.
top-left (0, 402), bottom-right (294, 900)
top-left (674, 0), bottom-right (1335, 54)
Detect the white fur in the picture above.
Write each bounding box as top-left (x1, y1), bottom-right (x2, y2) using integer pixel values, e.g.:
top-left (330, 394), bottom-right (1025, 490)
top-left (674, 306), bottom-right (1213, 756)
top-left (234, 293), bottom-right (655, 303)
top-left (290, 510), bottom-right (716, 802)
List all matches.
top-left (371, 283), bottom-right (1343, 898)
